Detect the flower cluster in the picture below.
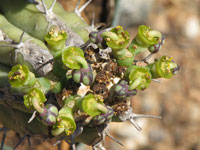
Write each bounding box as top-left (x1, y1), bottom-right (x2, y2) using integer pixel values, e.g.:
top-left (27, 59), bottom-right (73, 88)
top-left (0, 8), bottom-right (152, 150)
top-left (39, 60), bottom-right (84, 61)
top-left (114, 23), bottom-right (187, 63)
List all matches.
top-left (0, 0), bottom-right (179, 149)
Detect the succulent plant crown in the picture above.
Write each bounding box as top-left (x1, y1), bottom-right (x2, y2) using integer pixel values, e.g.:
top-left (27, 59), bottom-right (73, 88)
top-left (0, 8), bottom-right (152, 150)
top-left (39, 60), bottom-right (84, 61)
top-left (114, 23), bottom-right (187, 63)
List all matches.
top-left (0, 0), bottom-right (179, 149)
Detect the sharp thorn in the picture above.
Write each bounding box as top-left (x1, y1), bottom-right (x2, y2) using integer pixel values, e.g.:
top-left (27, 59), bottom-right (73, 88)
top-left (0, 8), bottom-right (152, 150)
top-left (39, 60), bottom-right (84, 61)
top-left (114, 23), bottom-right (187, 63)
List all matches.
top-left (152, 79), bottom-right (160, 83)
top-left (143, 53), bottom-right (154, 64)
top-left (36, 58), bottom-right (54, 71)
top-left (57, 143), bottom-right (61, 150)
top-left (41, 0), bottom-right (48, 14)
top-left (28, 111), bottom-right (37, 123)
top-left (27, 0), bottom-right (39, 5)
top-left (104, 26), bottom-right (115, 32)
top-left (75, 0), bottom-right (81, 12)
top-left (0, 128), bottom-right (8, 150)
top-left (0, 127), bottom-right (6, 133)
top-left (106, 132), bottom-right (124, 146)
top-left (91, 10), bottom-right (95, 28)
top-left (92, 144), bottom-right (106, 150)
top-left (131, 113), bottom-right (162, 119)
top-left (13, 135), bottom-right (26, 150)
top-left (49, 0), bottom-right (56, 12)
top-left (0, 44), bottom-right (18, 48)
top-left (27, 135), bottom-right (31, 148)
top-left (19, 31), bottom-right (25, 44)
top-left (79, 0), bottom-right (92, 13)
top-left (41, 0), bottom-right (55, 15)
top-left (53, 140), bottom-right (61, 146)
top-left (80, 40), bottom-right (90, 49)
top-left (129, 118), bottom-right (142, 131)
top-left (71, 144), bottom-right (76, 150)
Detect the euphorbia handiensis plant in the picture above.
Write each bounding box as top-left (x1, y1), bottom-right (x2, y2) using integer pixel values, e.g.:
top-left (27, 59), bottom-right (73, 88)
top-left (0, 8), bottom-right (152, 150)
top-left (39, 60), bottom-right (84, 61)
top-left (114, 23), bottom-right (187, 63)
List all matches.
top-left (0, 0), bottom-right (179, 149)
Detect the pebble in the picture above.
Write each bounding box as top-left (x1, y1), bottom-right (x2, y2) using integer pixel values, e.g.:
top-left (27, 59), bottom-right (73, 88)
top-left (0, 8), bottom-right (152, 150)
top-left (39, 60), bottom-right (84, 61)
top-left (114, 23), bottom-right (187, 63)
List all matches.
top-left (183, 16), bottom-right (200, 39)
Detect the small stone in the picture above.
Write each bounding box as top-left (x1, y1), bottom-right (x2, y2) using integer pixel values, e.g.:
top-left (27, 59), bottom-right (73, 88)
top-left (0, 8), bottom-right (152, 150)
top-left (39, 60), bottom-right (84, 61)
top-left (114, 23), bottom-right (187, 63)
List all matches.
top-left (183, 16), bottom-right (200, 39)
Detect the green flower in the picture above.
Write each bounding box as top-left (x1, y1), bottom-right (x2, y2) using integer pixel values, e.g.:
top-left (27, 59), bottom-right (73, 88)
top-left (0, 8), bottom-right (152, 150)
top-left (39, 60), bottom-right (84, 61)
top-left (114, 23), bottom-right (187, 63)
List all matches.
top-left (23, 88), bottom-right (46, 113)
top-left (102, 26), bottom-right (130, 50)
top-left (52, 106), bottom-right (76, 136)
top-left (76, 94), bottom-right (108, 117)
top-left (135, 25), bottom-right (162, 47)
top-left (62, 46), bottom-right (88, 69)
top-left (128, 25), bottom-right (162, 55)
top-left (44, 26), bottom-right (67, 53)
top-left (8, 65), bottom-right (36, 92)
top-left (148, 56), bottom-right (179, 79)
top-left (125, 65), bottom-right (152, 90)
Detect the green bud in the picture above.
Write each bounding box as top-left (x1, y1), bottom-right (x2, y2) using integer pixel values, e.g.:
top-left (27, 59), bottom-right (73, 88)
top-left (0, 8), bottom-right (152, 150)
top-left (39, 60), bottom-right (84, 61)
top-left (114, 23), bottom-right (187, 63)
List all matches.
top-left (102, 26), bottom-right (130, 50)
top-left (72, 65), bottom-right (93, 86)
top-left (148, 56), bottom-right (179, 79)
